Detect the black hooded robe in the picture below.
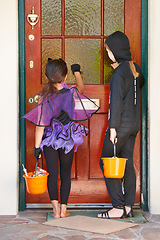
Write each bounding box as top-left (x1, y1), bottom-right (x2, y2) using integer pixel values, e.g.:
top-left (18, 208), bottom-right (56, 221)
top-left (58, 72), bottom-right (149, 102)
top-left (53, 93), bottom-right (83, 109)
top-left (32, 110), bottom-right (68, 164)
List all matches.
top-left (99, 31), bottom-right (144, 207)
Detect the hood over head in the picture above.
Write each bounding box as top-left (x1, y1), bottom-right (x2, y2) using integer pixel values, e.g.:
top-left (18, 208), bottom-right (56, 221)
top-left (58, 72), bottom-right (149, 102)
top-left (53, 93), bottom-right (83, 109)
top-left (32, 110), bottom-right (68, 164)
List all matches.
top-left (105, 31), bottom-right (132, 63)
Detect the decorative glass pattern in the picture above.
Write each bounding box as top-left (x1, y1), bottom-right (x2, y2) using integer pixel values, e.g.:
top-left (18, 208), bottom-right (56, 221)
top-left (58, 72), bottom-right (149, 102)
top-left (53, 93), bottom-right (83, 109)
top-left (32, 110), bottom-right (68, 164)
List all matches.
top-left (65, 0), bottom-right (101, 35)
top-left (42, 39), bottom-right (61, 84)
top-left (42, 0), bottom-right (61, 35)
top-left (65, 39), bottom-right (101, 84)
top-left (104, 0), bottom-right (124, 35)
top-left (41, 0), bottom-right (124, 84)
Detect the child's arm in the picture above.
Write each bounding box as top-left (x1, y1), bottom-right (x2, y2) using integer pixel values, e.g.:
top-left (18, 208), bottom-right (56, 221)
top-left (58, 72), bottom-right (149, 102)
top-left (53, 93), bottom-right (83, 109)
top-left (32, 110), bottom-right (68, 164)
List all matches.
top-left (34, 126), bottom-right (44, 159)
top-left (71, 64), bottom-right (84, 93)
top-left (74, 72), bottom-right (84, 93)
top-left (35, 126), bottom-right (44, 148)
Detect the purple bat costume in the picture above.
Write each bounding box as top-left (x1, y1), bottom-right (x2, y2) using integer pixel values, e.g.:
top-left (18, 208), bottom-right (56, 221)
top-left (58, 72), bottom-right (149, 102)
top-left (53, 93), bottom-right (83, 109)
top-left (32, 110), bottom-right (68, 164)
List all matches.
top-left (23, 84), bottom-right (100, 154)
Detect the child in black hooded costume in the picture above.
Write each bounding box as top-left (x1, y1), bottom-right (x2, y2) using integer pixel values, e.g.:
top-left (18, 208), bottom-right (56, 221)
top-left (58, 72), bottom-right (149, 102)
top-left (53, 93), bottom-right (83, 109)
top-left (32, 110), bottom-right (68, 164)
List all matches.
top-left (98, 31), bottom-right (144, 219)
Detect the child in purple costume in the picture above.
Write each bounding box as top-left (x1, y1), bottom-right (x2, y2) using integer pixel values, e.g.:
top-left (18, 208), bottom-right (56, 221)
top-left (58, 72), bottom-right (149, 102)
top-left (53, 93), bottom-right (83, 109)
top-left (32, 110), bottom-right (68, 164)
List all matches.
top-left (23, 58), bottom-right (99, 218)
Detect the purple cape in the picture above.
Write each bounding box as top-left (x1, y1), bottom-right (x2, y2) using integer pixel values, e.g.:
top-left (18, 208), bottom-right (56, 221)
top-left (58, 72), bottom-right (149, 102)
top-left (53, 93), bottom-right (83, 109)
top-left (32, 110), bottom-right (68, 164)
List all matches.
top-left (23, 86), bottom-right (100, 153)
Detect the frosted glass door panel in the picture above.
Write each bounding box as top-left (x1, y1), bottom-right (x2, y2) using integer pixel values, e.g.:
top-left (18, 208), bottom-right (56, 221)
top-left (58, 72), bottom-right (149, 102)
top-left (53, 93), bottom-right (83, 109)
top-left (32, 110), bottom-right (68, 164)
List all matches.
top-left (41, 0), bottom-right (124, 84)
top-left (42, 0), bottom-right (61, 35)
top-left (65, 0), bottom-right (101, 35)
top-left (65, 39), bottom-right (101, 84)
top-left (42, 39), bottom-right (61, 84)
top-left (104, 0), bottom-right (124, 35)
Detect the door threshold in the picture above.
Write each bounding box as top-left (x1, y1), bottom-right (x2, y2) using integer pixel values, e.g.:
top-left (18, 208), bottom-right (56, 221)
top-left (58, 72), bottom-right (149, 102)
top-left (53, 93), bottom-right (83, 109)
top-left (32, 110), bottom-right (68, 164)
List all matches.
top-left (26, 203), bottom-right (140, 210)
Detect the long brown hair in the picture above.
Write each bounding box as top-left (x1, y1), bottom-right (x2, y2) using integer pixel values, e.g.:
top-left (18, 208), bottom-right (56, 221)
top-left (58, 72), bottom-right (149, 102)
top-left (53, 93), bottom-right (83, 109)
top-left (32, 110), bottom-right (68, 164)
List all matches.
top-left (40, 58), bottom-right (68, 98)
top-left (128, 61), bottom-right (139, 78)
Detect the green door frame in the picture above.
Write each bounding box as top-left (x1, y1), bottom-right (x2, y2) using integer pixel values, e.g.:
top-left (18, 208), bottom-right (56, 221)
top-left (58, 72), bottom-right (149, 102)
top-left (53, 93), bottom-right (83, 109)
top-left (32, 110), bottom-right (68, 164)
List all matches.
top-left (141, 0), bottom-right (148, 211)
top-left (18, 0), bottom-right (148, 211)
top-left (18, 0), bottom-right (26, 211)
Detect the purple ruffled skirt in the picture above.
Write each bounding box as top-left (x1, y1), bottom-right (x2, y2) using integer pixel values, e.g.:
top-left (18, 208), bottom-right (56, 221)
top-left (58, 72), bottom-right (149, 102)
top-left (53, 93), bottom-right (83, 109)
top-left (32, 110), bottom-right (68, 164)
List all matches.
top-left (40, 121), bottom-right (89, 154)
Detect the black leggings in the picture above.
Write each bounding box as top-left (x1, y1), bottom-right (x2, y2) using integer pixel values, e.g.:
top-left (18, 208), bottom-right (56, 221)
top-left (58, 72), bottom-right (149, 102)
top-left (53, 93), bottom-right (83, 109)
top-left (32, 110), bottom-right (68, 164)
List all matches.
top-left (43, 146), bottom-right (74, 204)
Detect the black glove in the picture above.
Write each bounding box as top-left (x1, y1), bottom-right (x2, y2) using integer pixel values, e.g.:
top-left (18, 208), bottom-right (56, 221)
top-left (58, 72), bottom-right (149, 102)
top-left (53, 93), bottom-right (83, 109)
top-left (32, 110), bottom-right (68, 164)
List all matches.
top-left (71, 64), bottom-right (81, 74)
top-left (33, 147), bottom-right (42, 160)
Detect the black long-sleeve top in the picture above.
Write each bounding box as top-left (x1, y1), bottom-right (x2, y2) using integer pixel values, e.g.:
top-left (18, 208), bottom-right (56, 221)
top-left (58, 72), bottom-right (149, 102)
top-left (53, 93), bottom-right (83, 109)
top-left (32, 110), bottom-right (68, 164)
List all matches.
top-left (108, 62), bottom-right (144, 131)
top-left (106, 31), bottom-right (145, 131)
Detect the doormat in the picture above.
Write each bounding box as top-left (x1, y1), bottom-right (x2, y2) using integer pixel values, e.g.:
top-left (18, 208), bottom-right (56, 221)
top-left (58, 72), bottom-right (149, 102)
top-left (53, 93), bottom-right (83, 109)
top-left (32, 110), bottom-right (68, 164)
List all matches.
top-left (47, 210), bottom-right (147, 223)
top-left (43, 215), bottom-right (138, 235)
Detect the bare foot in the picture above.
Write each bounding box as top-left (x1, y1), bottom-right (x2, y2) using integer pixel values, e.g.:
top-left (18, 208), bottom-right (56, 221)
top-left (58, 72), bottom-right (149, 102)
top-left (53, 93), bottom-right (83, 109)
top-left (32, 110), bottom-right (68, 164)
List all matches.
top-left (60, 204), bottom-right (70, 218)
top-left (97, 208), bottom-right (123, 219)
top-left (51, 212), bottom-right (60, 218)
top-left (61, 211), bottom-right (70, 218)
top-left (51, 200), bottom-right (60, 218)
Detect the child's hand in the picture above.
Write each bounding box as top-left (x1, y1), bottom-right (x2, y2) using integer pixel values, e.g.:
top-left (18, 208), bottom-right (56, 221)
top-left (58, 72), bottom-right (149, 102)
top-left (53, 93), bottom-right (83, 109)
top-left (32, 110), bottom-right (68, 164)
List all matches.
top-left (110, 128), bottom-right (117, 144)
top-left (33, 147), bottom-right (42, 160)
top-left (71, 64), bottom-right (81, 74)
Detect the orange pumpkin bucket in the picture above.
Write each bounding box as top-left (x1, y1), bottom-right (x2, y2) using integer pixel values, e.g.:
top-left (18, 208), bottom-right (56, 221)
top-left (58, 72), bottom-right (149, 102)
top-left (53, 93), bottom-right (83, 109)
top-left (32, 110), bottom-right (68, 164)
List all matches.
top-left (102, 157), bottom-right (127, 178)
top-left (23, 172), bottom-right (49, 194)
top-left (23, 158), bottom-right (49, 195)
top-left (102, 143), bottom-right (128, 178)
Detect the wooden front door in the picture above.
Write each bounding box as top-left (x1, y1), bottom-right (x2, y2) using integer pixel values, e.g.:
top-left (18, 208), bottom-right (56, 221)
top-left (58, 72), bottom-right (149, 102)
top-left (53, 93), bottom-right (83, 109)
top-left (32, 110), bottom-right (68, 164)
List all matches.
top-left (24, 0), bottom-right (141, 206)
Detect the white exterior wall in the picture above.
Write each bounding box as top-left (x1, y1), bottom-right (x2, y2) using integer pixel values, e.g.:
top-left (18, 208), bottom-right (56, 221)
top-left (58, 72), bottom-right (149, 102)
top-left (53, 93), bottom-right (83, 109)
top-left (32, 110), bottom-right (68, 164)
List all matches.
top-left (0, 0), bottom-right (160, 215)
top-left (148, 0), bottom-right (160, 214)
top-left (0, 0), bottom-right (18, 214)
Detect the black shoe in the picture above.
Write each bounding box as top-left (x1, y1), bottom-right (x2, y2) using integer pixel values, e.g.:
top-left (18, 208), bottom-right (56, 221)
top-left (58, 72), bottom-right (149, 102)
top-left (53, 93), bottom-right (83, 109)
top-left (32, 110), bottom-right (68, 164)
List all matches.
top-left (120, 206), bottom-right (127, 219)
top-left (97, 206), bottom-right (127, 219)
top-left (127, 207), bottom-right (134, 218)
